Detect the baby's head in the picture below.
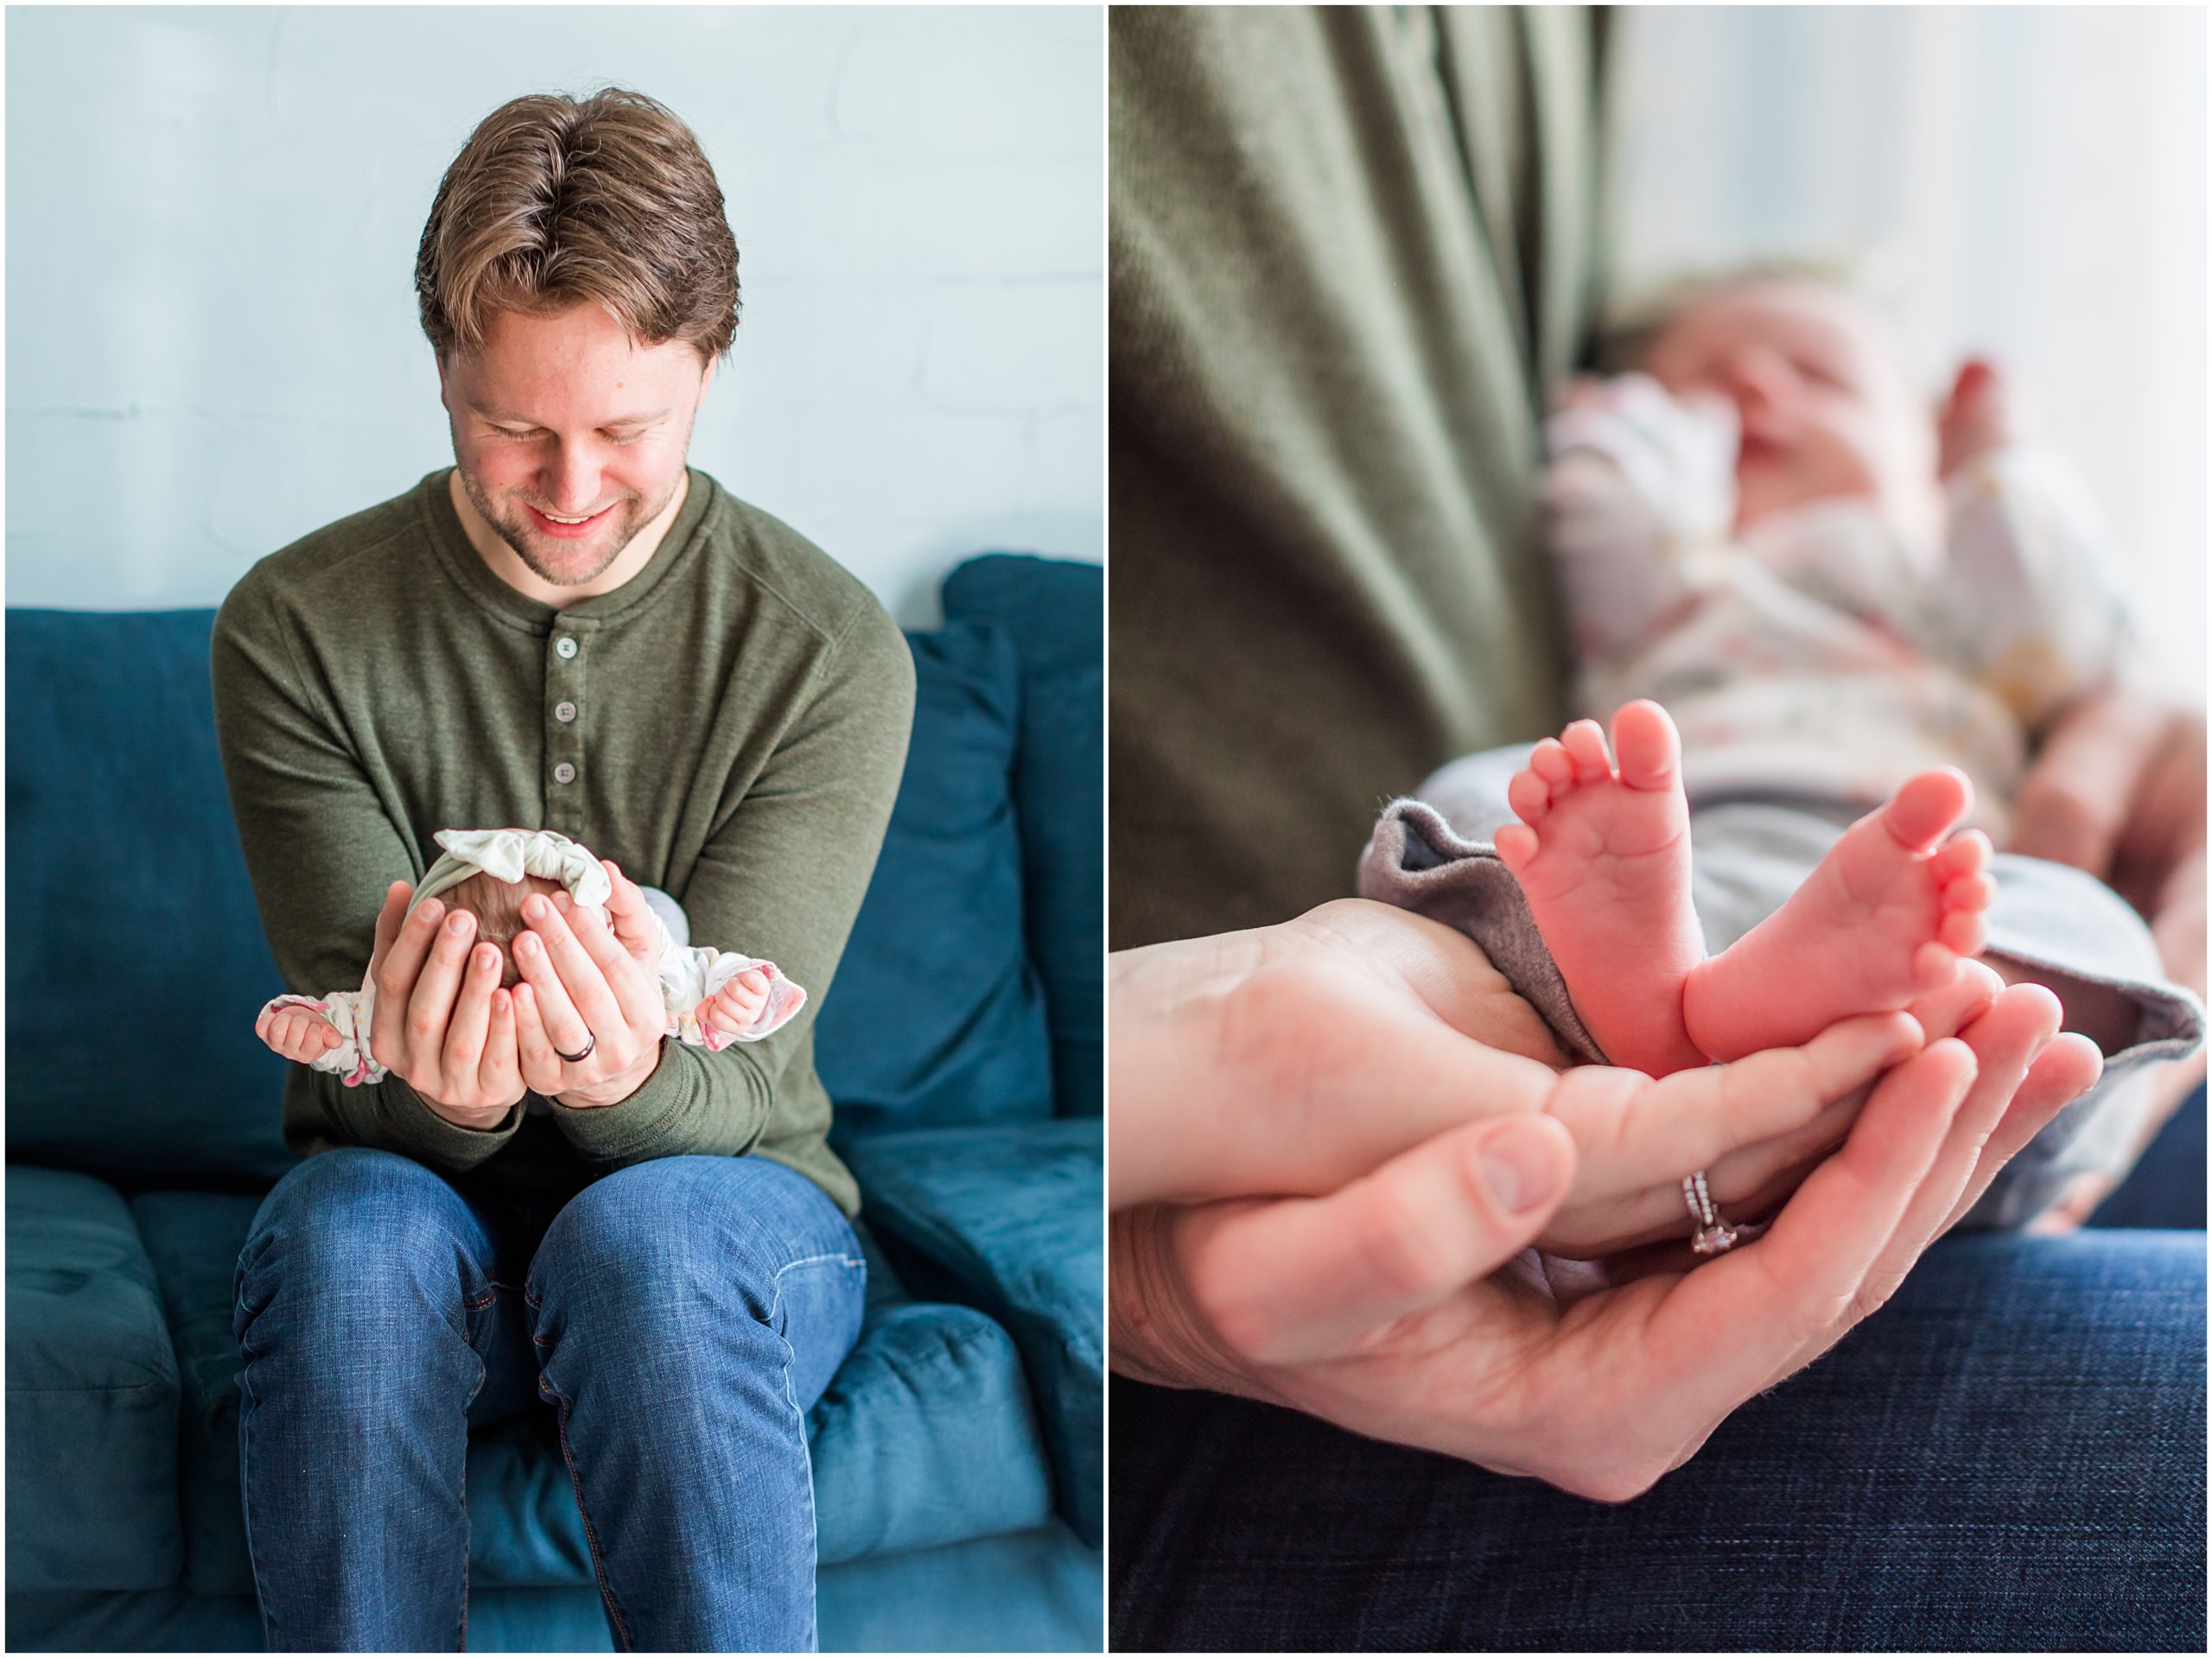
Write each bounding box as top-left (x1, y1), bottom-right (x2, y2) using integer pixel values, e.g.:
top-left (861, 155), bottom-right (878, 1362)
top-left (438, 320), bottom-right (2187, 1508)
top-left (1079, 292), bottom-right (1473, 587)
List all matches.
top-left (1619, 269), bottom-right (1946, 548)
top-left (436, 871), bottom-right (568, 988)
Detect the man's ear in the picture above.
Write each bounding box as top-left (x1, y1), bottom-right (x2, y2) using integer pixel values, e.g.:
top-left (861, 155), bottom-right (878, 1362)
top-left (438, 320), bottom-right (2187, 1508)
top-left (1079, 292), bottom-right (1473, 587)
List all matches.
top-left (699, 355), bottom-right (718, 401)
top-left (435, 353), bottom-right (451, 415)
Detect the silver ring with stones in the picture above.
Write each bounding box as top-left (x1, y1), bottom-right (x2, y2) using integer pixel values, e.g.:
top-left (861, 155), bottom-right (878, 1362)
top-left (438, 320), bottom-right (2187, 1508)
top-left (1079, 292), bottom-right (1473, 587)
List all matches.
top-left (1684, 1170), bottom-right (1756, 1256)
top-left (553, 1032), bottom-right (596, 1065)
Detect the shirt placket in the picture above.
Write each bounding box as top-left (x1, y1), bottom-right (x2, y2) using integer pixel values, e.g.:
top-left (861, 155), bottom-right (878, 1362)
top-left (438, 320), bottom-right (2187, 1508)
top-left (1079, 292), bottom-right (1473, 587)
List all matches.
top-left (543, 618), bottom-right (597, 836)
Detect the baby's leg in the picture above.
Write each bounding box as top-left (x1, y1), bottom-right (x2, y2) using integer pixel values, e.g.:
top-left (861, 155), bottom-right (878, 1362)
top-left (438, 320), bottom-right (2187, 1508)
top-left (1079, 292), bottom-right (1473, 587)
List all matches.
top-left (1682, 775), bottom-right (1993, 1063)
top-left (1495, 702), bottom-right (1709, 1077)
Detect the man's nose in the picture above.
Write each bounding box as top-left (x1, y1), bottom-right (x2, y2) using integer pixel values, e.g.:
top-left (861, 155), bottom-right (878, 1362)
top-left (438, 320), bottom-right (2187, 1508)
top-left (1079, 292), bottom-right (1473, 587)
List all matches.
top-left (542, 441), bottom-right (602, 512)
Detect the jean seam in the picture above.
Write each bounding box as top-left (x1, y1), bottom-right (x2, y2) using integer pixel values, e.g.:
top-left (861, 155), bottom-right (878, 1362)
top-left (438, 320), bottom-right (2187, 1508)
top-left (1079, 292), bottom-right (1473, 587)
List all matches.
top-left (236, 1331), bottom-right (282, 1650)
top-left (527, 1287), bottom-right (633, 1653)
top-left (522, 1248), bottom-right (859, 1651)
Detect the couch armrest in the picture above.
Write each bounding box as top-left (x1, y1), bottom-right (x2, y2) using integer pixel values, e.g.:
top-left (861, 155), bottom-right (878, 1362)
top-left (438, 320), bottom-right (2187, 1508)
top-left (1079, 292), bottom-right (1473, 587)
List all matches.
top-left (837, 1119), bottom-right (1102, 1545)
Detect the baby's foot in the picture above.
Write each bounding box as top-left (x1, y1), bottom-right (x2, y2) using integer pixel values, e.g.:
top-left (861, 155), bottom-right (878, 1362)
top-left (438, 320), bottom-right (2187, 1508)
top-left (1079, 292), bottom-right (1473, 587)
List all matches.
top-left (1683, 771), bottom-right (1992, 1063)
top-left (1495, 702), bottom-right (1710, 1077)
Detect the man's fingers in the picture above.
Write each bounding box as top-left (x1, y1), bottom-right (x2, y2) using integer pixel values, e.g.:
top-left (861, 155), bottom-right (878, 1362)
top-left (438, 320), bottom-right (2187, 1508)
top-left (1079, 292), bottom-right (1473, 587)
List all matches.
top-left (1579, 1013), bottom-right (1923, 1183)
top-left (439, 943), bottom-right (501, 1082)
top-left (1179, 1114), bottom-right (1576, 1366)
top-left (510, 981), bottom-right (565, 1095)
top-left (511, 928), bottom-right (594, 1057)
top-left (478, 988), bottom-right (521, 1100)
top-left (403, 908), bottom-right (475, 1070)
top-left (1643, 1039), bottom-right (1979, 1420)
top-left (2010, 693), bottom-right (2167, 873)
top-left (365, 880), bottom-right (413, 975)
top-left (519, 895), bottom-right (631, 1039)
top-left (370, 896), bottom-right (447, 1070)
top-left (600, 861), bottom-right (662, 960)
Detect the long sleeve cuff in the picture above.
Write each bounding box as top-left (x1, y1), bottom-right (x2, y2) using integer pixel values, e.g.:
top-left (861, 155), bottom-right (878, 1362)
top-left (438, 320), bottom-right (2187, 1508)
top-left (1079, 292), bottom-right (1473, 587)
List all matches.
top-left (547, 1039), bottom-right (774, 1172)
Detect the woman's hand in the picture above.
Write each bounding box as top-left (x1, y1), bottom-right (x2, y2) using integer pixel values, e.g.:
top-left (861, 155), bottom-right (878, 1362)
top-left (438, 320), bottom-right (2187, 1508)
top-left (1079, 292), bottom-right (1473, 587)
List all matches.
top-left (1116, 899), bottom-right (1943, 1260)
top-left (363, 879), bottom-right (525, 1128)
top-left (1110, 900), bottom-right (2104, 1497)
top-left (509, 870), bottom-right (671, 1109)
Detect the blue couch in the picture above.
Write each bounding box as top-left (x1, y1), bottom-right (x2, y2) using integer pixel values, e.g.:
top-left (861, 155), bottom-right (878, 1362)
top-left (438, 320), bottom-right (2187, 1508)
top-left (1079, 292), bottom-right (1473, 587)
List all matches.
top-left (3, 553), bottom-right (1103, 1652)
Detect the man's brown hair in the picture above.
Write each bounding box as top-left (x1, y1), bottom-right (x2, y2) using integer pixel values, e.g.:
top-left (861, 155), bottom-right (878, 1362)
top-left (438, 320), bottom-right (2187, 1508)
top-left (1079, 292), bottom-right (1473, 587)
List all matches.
top-left (416, 87), bottom-right (741, 364)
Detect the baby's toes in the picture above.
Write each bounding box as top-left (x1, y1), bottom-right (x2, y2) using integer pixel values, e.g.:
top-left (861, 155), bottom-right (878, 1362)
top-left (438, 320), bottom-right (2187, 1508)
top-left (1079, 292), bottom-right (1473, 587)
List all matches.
top-left (1529, 737), bottom-right (1576, 791)
top-left (1558, 719), bottom-right (1613, 782)
top-left (1930, 828), bottom-right (1993, 883)
top-left (1506, 765), bottom-right (1554, 826)
top-left (1494, 821), bottom-right (1540, 873)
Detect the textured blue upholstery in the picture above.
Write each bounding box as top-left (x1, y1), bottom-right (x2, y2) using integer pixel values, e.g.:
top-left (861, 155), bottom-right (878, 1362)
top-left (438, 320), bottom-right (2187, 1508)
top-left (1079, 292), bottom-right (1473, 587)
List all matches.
top-left (841, 1119), bottom-right (1104, 1546)
top-left (816, 623), bottom-right (1055, 1130)
top-left (5, 612), bottom-right (295, 1189)
top-left (4, 1169), bottom-right (184, 1591)
top-left (944, 556), bottom-right (1104, 1117)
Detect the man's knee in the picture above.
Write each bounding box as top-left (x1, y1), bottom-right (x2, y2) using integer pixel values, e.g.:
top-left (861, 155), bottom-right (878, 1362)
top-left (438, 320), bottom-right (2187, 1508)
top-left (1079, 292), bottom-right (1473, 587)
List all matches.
top-left (530, 1158), bottom-right (798, 1331)
top-left (235, 1148), bottom-right (481, 1340)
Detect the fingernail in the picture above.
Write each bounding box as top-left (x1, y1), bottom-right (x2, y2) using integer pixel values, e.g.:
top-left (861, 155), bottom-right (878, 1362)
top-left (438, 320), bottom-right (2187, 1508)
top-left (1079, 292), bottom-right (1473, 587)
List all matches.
top-left (525, 897), bottom-right (549, 921)
top-left (1478, 1122), bottom-right (1564, 1215)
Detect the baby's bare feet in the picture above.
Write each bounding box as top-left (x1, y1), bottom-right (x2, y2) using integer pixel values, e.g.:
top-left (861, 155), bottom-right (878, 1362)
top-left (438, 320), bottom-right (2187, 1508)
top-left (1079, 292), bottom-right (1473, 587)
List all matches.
top-left (1496, 701), bottom-right (1709, 1077)
top-left (1683, 770), bottom-right (1993, 1063)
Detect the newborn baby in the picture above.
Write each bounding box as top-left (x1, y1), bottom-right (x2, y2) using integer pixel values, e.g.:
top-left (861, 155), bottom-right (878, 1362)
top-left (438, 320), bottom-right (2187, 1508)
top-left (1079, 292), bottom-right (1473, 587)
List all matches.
top-left (257, 828), bottom-right (804, 1087)
top-left (1363, 270), bottom-right (2204, 1228)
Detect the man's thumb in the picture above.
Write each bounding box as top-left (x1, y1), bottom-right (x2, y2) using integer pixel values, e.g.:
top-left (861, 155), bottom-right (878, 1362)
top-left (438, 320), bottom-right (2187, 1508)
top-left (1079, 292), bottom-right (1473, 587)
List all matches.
top-left (1181, 1114), bottom-right (1576, 1368)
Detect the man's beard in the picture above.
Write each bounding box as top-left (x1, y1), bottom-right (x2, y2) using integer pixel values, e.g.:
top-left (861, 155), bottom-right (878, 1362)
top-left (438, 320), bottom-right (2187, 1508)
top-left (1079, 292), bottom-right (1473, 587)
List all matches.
top-left (454, 464), bottom-right (683, 589)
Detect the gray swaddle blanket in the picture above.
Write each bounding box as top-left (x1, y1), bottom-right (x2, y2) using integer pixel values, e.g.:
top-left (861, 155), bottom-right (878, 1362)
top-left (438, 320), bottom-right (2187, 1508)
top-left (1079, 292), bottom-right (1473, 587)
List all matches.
top-left (1357, 745), bottom-right (2206, 1230)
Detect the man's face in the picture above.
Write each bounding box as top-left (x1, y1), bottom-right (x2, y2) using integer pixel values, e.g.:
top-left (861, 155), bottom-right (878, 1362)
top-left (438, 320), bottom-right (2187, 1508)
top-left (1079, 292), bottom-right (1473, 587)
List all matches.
top-left (1641, 279), bottom-right (1938, 543)
top-left (439, 302), bottom-right (714, 589)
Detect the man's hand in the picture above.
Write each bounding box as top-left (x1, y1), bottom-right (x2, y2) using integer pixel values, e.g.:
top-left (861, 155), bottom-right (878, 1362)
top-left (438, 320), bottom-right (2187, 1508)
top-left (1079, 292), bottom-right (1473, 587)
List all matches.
top-left (1109, 900), bottom-right (2105, 1498)
top-left (2012, 688), bottom-right (2206, 997)
top-left (2009, 688), bottom-right (2208, 1229)
top-left (365, 879), bottom-right (525, 1128)
top-left (509, 861), bottom-right (671, 1109)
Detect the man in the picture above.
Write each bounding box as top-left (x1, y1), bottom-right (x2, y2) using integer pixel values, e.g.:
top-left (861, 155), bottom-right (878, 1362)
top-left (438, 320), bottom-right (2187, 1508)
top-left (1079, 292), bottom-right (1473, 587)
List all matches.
top-left (213, 88), bottom-right (913, 1651)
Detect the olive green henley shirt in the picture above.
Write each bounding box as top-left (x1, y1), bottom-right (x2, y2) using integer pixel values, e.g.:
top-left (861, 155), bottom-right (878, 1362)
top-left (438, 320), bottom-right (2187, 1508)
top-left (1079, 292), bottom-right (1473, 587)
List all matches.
top-left (211, 467), bottom-right (915, 1215)
top-left (1109, 5), bottom-right (1611, 948)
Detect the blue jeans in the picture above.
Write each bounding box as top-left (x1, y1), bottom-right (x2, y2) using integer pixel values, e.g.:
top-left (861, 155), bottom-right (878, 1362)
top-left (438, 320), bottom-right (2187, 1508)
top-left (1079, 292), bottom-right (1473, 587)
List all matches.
top-left (1109, 1229), bottom-right (2207, 1650)
top-left (233, 1148), bottom-right (866, 1652)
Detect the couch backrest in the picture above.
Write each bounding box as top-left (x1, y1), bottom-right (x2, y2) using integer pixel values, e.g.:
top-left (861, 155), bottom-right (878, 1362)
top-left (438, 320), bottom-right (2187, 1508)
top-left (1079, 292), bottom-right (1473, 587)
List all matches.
top-left (6, 559), bottom-right (1100, 1185)
top-left (943, 556), bottom-right (1103, 1117)
top-left (6, 609), bottom-right (296, 1189)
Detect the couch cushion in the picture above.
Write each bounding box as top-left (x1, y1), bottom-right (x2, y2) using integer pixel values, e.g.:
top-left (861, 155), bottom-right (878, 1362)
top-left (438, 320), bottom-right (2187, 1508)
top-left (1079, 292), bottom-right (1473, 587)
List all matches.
top-left (5, 1168), bottom-right (182, 1591)
top-left (130, 1187), bottom-right (1055, 1597)
top-left (817, 621), bottom-right (1054, 1130)
top-left (5, 608), bottom-right (295, 1189)
top-left (838, 1118), bottom-right (1103, 1546)
top-left (944, 556), bottom-right (1103, 1117)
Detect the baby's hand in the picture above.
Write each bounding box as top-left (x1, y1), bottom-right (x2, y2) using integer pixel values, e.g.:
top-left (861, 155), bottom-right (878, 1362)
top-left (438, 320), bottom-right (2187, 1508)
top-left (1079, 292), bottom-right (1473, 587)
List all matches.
top-left (257, 1002), bottom-right (346, 1064)
top-left (1938, 358), bottom-right (2016, 478)
top-left (698, 969), bottom-right (772, 1039)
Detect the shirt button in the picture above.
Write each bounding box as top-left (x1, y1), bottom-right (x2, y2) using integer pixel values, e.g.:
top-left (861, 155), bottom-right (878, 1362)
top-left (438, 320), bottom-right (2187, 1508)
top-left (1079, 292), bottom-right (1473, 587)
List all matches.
top-left (555, 637), bottom-right (579, 660)
top-left (555, 701), bottom-right (577, 723)
top-left (553, 762), bottom-right (576, 785)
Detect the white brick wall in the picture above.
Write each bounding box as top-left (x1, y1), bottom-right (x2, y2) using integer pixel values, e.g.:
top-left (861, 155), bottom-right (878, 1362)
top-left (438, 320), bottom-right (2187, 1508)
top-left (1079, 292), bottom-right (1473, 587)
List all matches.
top-left (4, 6), bottom-right (1104, 624)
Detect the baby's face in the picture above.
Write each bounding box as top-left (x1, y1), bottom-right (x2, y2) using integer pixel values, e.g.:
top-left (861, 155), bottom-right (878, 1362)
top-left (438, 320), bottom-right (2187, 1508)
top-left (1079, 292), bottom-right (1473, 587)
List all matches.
top-left (1640, 279), bottom-right (1940, 545)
